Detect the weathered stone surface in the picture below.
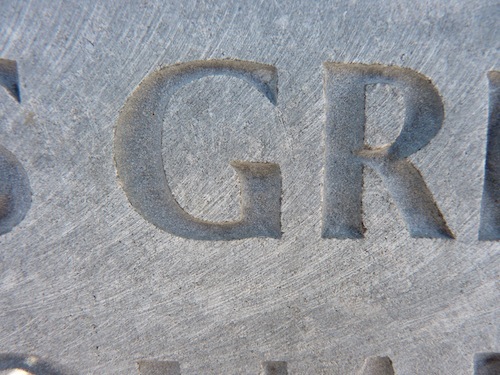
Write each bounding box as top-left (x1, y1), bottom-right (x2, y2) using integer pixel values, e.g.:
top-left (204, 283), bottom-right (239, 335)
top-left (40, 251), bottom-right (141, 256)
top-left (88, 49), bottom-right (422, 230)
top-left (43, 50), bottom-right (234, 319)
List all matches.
top-left (357, 356), bottom-right (395, 375)
top-left (0, 1), bottom-right (498, 374)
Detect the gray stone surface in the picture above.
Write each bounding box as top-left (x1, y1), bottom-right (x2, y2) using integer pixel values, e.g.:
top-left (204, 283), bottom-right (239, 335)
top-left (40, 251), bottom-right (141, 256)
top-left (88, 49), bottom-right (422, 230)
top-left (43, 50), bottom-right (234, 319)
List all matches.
top-left (0, 0), bottom-right (498, 374)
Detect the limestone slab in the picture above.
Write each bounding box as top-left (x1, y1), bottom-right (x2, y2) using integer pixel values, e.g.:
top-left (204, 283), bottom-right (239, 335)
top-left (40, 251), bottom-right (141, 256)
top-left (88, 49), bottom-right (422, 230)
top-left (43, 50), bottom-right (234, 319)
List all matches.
top-left (0, 1), bottom-right (498, 374)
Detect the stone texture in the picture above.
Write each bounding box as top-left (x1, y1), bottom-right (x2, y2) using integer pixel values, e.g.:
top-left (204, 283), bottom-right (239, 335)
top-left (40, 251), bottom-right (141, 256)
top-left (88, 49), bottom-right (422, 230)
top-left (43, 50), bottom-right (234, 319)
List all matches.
top-left (0, 0), bottom-right (498, 374)
top-left (357, 357), bottom-right (395, 375)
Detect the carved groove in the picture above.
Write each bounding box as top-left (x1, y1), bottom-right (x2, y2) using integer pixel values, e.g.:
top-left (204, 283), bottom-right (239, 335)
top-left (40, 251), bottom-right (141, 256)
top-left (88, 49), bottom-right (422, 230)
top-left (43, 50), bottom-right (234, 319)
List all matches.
top-left (0, 145), bottom-right (31, 235)
top-left (261, 361), bottom-right (287, 375)
top-left (474, 353), bottom-right (500, 375)
top-left (479, 71), bottom-right (499, 240)
top-left (0, 58), bottom-right (20, 102)
top-left (0, 194), bottom-right (10, 219)
top-left (357, 356), bottom-right (395, 375)
top-left (2, 354), bottom-right (497, 374)
top-left (322, 63), bottom-right (453, 239)
top-left (0, 353), bottom-right (63, 375)
top-left (114, 59), bottom-right (281, 240)
top-left (136, 360), bottom-right (288, 374)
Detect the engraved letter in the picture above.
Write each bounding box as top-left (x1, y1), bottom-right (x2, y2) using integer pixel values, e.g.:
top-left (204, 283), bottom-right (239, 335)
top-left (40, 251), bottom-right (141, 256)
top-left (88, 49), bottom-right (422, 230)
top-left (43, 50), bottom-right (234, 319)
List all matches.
top-left (0, 353), bottom-right (64, 374)
top-left (474, 353), bottom-right (500, 375)
top-left (0, 145), bottom-right (31, 235)
top-left (322, 63), bottom-right (453, 239)
top-left (357, 356), bottom-right (395, 375)
top-left (261, 361), bottom-right (288, 374)
top-left (479, 72), bottom-right (499, 240)
top-left (114, 60), bottom-right (281, 240)
top-left (138, 360), bottom-right (181, 375)
top-left (0, 58), bottom-right (20, 102)
top-left (0, 59), bottom-right (30, 236)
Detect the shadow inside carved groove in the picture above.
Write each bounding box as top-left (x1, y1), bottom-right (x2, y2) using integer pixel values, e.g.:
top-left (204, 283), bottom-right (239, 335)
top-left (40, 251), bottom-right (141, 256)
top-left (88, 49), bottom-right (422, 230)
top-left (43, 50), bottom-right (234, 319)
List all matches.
top-left (137, 361), bottom-right (288, 374)
top-left (479, 71), bottom-right (499, 240)
top-left (261, 361), bottom-right (287, 375)
top-left (0, 369), bottom-right (33, 374)
top-left (0, 59), bottom-right (20, 102)
top-left (0, 194), bottom-right (10, 219)
top-left (321, 62), bottom-right (453, 239)
top-left (474, 353), bottom-right (500, 375)
top-left (357, 356), bottom-right (395, 375)
top-left (0, 354), bottom-right (64, 375)
top-left (0, 145), bottom-right (31, 235)
top-left (114, 59), bottom-right (282, 240)
top-left (137, 361), bottom-right (180, 375)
